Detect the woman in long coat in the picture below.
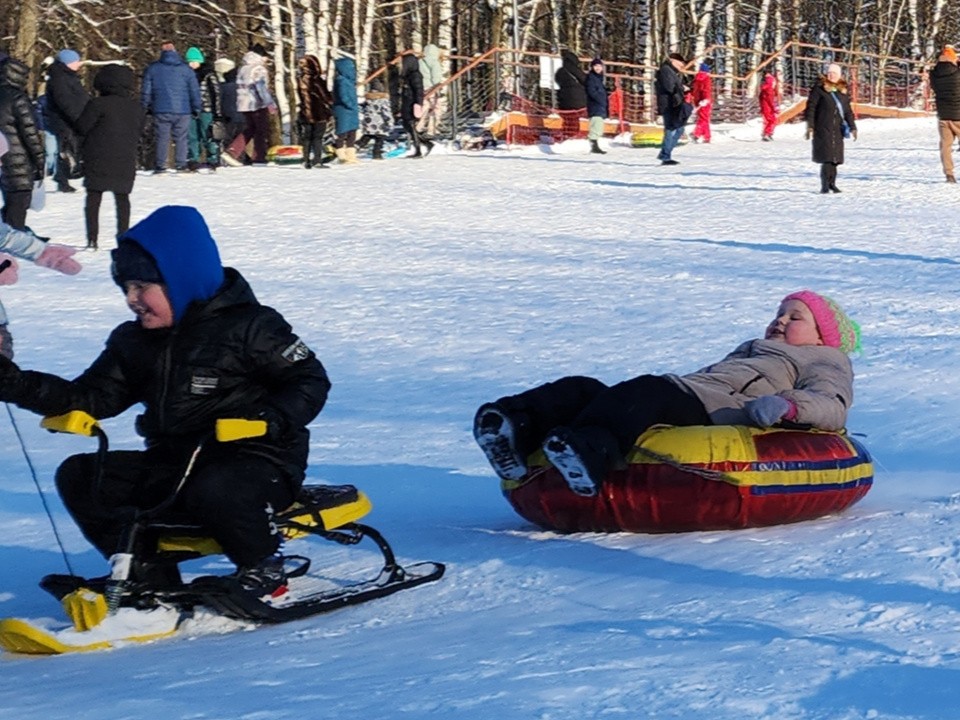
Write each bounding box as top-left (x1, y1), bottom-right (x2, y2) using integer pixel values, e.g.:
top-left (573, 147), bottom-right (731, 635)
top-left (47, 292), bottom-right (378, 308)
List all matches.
top-left (296, 55), bottom-right (332, 168)
top-left (331, 55), bottom-right (360, 164)
top-left (805, 63), bottom-right (857, 193)
top-left (75, 64), bottom-right (146, 249)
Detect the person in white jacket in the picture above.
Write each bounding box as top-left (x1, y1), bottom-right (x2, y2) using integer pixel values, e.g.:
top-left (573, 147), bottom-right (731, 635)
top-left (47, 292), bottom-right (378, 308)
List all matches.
top-left (0, 131), bottom-right (82, 358)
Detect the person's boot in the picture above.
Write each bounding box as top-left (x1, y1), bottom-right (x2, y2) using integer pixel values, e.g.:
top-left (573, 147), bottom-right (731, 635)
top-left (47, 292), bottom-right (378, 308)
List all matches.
top-left (422, 138), bottom-right (435, 157)
top-left (344, 147), bottom-right (360, 164)
top-left (820, 166), bottom-right (830, 193)
top-left (372, 137), bottom-right (384, 160)
top-left (542, 426), bottom-right (618, 498)
top-left (590, 139), bottom-right (607, 155)
top-left (335, 147), bottom-right (347, 164)
top-left (473, 404), bottom-right (530, 481)
top-left (233, 554), bottom-right (288, 598)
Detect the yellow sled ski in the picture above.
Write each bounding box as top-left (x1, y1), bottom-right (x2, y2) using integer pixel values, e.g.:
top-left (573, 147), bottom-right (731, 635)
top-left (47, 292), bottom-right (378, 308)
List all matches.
top-left (0, 612), bottom-right (179, 655)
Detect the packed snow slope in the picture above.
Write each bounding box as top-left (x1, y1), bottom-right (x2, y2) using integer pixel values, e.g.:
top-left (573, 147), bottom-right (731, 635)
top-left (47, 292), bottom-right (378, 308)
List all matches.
top-left (0, 117), bottom-right (959, 720)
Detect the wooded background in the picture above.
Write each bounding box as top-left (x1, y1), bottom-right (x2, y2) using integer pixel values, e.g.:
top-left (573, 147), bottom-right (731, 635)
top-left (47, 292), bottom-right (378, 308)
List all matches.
top-left (1, 0), bottom-right (954, 127)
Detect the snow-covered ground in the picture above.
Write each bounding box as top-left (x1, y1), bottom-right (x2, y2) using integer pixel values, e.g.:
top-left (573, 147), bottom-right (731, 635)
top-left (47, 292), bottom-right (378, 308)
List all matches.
top-left (0, 116), bottom-right (958, 719)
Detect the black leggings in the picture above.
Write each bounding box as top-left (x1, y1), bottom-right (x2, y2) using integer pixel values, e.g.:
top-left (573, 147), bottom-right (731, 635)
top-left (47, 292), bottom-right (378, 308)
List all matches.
top-left (300, 121), bottom-right (327, 163)
top-left (495, 374), bottom-right (710, 457)
top-left (85, 190), bottom-right (130, 247)
top-left (1, 189), bottom-right (31, 230)
top-left (820, 162), bottom-right (838, 190)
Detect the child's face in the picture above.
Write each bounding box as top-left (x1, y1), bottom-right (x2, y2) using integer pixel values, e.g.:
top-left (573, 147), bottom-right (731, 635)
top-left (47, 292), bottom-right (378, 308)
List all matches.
top-left (765, 299), bottom-right (824, 347)
top-left (123, 281), bottom-right (174, 329)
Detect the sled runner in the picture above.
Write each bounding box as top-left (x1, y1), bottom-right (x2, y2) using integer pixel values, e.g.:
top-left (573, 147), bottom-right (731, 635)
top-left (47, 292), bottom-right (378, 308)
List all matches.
top-left (0, 411), bottom-right (445, 655)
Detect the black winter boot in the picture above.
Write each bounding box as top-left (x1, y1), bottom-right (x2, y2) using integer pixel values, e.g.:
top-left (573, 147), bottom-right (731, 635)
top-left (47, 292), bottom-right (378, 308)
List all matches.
top-left (590, 140), bottom-right (607, 155)
top-left (372, 137), bottom-right (384, 160)
top-left (473, 404), bottom-right (530, 481)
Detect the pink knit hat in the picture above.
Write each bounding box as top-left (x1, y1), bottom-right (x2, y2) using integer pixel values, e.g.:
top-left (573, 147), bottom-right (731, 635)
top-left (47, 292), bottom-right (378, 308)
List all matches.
top-left (782, 290), bottom-right (861, 354)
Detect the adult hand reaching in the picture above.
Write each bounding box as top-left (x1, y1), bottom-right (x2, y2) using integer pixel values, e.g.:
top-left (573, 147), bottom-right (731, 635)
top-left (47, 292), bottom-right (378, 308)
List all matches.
top-left (0, 254), bottom-right (19, 285)
top-left (35, 245), bottom-right (82, 275)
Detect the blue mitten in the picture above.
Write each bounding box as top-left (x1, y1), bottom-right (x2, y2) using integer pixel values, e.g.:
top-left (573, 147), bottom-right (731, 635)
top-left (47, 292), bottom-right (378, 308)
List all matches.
top-left (744, 395), bottom-right (794, 427)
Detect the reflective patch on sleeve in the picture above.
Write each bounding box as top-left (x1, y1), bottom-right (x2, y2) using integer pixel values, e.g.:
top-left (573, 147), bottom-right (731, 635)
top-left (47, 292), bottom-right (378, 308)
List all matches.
top-left (281, 338), bottom-right (312, 363)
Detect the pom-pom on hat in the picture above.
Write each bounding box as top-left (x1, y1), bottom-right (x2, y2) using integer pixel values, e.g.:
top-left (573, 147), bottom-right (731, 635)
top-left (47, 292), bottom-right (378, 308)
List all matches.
top-left (185, 47), bottom-right (204, 63)
top-left (699, 62), bottom-right (710, 72)
top-left (57, 49), bottom-right (81, 65)
top-left (782, 290), bottom-right (861, 354)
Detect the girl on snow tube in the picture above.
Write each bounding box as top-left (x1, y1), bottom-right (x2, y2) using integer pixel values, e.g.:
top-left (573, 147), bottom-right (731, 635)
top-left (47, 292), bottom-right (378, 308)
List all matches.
top-left (473, 290), bottom-right (861, 500)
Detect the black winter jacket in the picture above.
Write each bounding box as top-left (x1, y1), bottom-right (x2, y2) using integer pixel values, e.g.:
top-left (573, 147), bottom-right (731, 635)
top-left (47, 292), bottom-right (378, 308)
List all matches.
top-left (0, 59), bottom-right (45, 192)
top-left (655, 60), bottom-right (689, 130)
top-left (76, 64), bottom-right (147, 194)
top-left (555, 50), bottom-right (587, 110)
top-left (46, 61), bottom-right (91, 140)
top-left (584, 69), bottom-right (608, 118)
top-left (0, 268), bottom-right (331, 484)
top-left (931, 61), bottom-right (960, 120)
top-left (399, 54), bottom-right (424, 124)
top-left (805, 77), bottom-right (857, 165)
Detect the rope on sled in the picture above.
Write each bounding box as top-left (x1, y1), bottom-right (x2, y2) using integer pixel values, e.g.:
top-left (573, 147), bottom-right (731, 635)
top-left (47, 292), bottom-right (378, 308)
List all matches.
top-left (5, 403), bottom-right (75, 575)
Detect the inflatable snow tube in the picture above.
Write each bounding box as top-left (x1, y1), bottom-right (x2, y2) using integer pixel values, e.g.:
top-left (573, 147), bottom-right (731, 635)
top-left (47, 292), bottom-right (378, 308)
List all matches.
top-left (501, 425), bottom-right (873, 533)
top-left (266, 145), bottom-right (303, 165)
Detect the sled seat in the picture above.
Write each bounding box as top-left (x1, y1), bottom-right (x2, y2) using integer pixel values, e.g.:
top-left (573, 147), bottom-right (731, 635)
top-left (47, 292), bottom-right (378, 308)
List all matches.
top-left (154, 485), bottom-right (373, 556)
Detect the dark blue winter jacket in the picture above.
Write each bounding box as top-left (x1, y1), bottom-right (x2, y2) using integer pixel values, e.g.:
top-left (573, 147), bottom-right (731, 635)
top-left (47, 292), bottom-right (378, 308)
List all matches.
top-left (332, 57), bottom-right (359, 134)
top-left (120, 205), bottom-right (225, 322)
top-left (141, 50), bottom-right (201, 115)
top-left (585, 70), bottom-right (608, 118)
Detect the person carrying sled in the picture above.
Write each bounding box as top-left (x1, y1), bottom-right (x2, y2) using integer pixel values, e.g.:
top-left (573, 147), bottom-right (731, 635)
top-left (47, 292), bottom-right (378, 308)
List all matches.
top-left (690, 62), bottom-right (713, 143)
top-left (0, 205), bottom-right (330, 596)
top-left (474, 291), bottom-right (859, 497)
top-left (759, 70), bottom-right (780, 141)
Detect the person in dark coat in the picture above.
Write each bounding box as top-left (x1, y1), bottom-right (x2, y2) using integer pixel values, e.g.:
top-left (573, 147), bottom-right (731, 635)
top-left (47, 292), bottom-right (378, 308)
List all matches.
top-left (296, 54), bottom-right (333, 168)
top-left (332, 55), bottom-right (360, 163)
top-left (555, 49), bottom-right (586, 140)
top-left (45, 49), bottom-right (90, 193)
top-left (929, 46), bottom-right (960, 183)
top-left (0, 58), bottom-right (45, 230)
top-left (555, 49), bottom-right (587, 110)
top-left (141, 42), bottom-right (202, 173)
top-left (805, 63), bottom-right (858, 193)
top-left (213, 58), bottom-right (243, 164)
top-left (655, 53), bottom-right (692, 165)
top-left (584, 57), bottom-right (608, 155)
top-left (399, 53), bottom-right (432, 158)
top-left (0, 205), bottom-right (331, 596)
top-left (75, 64), bottom-right (147, 249)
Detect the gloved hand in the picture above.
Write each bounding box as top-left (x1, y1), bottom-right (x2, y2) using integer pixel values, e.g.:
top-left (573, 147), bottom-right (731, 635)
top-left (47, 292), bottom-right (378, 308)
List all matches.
top-left (805, 127), bottom-right (813, 140)
top-left (744, 395), bottom-right (796, 427)
top-left (852, 129), bottom-right (858, 141)
top-left (0, 254), bottom-right (19, 285)
top-left (254, 408), bottom-right (288, 440)
top-left (267, 103), bottom-right (278, 115)
top-left (697, 99), bottom-right (710, 108)
top-left (192, 111), bottom-right (200, 119)
top-left (35, 244), bottom-right (81, 275)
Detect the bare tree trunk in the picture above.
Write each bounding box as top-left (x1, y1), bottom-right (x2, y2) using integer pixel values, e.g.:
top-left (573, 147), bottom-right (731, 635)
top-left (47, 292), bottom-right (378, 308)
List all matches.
top-left (690, 0), bottom-right (716, 65)
top-left (267, 0), bottom-right (291, 141)
top-left (724, 1), bottom-right (736, 96)
top-left (665, 0), bottom-right (679, 51)
top-left (747, 0), bottom-right (772, 96)
top-left (14, 0), bottom-right (39, 73)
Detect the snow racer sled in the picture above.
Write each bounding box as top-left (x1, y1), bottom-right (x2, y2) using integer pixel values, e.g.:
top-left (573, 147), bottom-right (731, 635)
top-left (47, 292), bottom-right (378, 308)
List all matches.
top-left (0, 411), bottom-right (445, 655)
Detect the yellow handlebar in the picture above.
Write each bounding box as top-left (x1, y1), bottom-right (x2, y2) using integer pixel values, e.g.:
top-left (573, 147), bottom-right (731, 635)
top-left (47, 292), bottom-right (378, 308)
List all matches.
top-left (41, 411), bottom-right (101, 437)
top-left (215, 418), bottom-right (268, 442)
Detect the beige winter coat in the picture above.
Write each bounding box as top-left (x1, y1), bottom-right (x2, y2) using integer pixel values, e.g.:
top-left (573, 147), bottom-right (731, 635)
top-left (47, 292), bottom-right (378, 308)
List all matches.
top-left (667, 339), bottom-right (854, 431)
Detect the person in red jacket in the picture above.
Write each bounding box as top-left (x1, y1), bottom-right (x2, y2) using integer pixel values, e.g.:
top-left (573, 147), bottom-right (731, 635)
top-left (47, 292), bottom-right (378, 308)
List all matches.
top-left (759, 71), bottom-right (780, 141)
top-left (690, 62), bottom-right (713, 143)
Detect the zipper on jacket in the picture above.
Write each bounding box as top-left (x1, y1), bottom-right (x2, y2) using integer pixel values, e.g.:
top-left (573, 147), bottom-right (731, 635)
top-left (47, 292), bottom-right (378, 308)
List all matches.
top-left (736, 373), bottom-right (765, 396)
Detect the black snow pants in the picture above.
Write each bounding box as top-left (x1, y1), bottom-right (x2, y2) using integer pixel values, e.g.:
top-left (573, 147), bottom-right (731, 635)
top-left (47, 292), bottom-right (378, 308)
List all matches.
top-left (55, 444), bottom-right (298, 568)
top-left (494, 374), bottom-right (711, 458)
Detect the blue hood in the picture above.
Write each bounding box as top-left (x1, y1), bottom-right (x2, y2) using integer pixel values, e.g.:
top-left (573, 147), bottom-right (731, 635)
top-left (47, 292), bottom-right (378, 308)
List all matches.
top-left (120, 206), bottom-right (225, 323)
top-left (160, 49), bottom-right (184, 66)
